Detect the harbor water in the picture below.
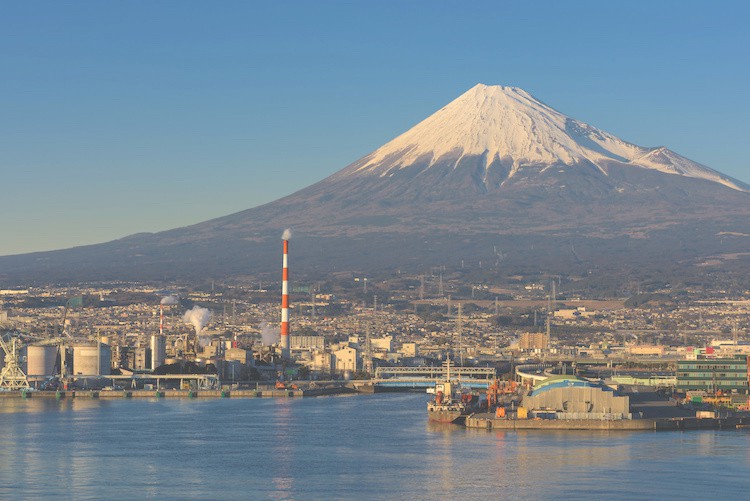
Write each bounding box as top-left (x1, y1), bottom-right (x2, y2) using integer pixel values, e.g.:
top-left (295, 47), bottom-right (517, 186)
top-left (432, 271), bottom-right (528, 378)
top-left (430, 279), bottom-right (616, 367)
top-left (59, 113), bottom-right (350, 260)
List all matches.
top-left (2, 393), bottom-right (750, 500)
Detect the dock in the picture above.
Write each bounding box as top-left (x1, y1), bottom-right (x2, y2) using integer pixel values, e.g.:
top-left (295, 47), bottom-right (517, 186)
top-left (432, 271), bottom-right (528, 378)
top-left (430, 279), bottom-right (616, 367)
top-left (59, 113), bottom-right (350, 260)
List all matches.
top-left (0, 385), bottom-right (358, 399)
top-left (465, 412), bottom-right (750, 431)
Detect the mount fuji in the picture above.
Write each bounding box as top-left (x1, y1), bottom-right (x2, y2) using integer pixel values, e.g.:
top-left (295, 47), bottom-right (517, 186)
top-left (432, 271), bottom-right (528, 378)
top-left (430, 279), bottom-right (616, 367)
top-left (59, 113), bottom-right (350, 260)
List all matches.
top-left (3, 84), bottom-right (750, 287)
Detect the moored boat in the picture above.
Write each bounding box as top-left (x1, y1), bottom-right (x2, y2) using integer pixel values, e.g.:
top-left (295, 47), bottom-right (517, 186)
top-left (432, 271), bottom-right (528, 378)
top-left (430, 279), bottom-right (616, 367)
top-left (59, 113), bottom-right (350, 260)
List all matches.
top-left (427, 359), bottom-right (479, 424)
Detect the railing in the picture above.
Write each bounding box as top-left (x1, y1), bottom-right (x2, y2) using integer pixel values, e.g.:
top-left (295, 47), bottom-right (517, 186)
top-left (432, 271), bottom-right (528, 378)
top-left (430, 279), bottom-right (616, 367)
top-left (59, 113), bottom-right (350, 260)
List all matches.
top-left (374, 366), bottom-right (496, 380)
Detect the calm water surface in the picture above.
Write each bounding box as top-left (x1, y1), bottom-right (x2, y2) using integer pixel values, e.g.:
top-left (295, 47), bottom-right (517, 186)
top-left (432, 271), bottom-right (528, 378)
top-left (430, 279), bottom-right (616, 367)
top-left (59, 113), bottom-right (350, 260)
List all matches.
top-left (2, 393), bottom-right (750, 500)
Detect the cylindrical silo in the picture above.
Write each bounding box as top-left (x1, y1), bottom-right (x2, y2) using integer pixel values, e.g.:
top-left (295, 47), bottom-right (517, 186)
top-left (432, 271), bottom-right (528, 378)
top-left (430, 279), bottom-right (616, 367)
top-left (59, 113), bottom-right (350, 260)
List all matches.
top-left (26, 345), bottom-right (58, 377)
top-left (73, 344), bottom-right (111, 376)
top-left (150, 335), bottom-right (166, 371)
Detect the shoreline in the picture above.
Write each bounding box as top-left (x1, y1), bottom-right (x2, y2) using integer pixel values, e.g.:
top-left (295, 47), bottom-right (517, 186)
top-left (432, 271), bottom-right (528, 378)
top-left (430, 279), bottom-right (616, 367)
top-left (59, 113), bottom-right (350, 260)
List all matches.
top-left (0, 386), bottom-right (358, 399)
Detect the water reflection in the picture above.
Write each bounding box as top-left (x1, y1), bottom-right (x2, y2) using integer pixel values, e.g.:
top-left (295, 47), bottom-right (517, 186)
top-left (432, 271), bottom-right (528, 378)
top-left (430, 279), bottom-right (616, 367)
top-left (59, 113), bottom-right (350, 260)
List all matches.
top-left (2, 395), bottom-right (750, 499)
top-left (271, 399), bottom-right (295, 499)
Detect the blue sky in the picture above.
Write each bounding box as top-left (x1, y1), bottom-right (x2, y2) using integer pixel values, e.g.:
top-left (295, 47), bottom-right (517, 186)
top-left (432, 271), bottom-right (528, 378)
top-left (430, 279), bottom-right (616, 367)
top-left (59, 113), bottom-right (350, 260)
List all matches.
top-left (2, 1), bottom-right (748, 255)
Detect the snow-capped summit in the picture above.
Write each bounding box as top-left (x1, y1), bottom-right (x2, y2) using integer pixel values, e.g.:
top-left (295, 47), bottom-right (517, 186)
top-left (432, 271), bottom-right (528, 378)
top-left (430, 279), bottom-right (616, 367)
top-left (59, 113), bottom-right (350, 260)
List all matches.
top-left (3, 83), bottom-right (750, 284)
top-left (342, 83), bottom-right (745, 192)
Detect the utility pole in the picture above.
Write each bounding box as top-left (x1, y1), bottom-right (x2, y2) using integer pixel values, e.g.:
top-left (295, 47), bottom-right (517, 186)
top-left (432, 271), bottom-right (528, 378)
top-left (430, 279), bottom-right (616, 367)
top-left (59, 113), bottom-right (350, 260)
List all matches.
top-left (549, 279), bottom-right (556, 349)
top-left (363, 322), bottom-right (373, 375)
top-left (457, 303), bottom-right (464, 366)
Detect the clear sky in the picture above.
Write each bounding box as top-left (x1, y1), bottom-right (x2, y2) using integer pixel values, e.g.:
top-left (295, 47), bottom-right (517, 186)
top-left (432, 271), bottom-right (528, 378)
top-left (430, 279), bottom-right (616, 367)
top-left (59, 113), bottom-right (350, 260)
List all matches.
top-left (2, 1), bottom-right (749, 255)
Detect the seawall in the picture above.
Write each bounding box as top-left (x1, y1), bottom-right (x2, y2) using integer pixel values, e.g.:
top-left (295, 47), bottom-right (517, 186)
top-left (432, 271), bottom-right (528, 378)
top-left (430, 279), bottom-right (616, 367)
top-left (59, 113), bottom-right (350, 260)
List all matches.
top-left (465, 414), bottom-right (750, 431)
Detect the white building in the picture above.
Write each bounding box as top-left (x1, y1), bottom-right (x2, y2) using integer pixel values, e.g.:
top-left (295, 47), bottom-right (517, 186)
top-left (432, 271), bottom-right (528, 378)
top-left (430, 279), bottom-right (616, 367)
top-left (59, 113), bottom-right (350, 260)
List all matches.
top-left (333, 346), bottom-right (358, 372)
top-left (400, 342), bottom-right (419, 358)
top-left (371, 336), bottom-right (393, 352)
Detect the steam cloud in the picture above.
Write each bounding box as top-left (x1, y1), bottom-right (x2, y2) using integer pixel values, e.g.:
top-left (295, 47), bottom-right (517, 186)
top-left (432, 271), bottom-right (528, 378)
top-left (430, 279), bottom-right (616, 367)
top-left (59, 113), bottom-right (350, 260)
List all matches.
top-left (183, 306), bottom-right (212, 334)
top-left (260, 321), bottom-right (280, 346)
top-left (281, 228), bottom-right (292, 240)
top-left (160, 295), bottom-right (179, 305)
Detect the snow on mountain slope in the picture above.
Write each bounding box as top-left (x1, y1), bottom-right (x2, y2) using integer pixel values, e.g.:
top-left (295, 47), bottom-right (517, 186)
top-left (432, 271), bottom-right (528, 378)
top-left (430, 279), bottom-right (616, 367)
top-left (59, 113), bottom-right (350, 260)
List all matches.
top-left (346, 84), bottom-right (747, 192)
top-left (632, 147), bottom-right (743, 190)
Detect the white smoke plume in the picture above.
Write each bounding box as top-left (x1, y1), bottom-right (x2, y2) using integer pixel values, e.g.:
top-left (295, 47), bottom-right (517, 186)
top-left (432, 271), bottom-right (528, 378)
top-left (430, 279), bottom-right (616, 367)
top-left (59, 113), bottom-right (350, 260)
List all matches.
top-left (160, 295), bottom-right (179, 305)
top-left (281, 228), bottom-right (292, 240)
top-left (260, 321), bottom-right (280, 346)
top-left (198, 335), bottom-right (212, 348)
top-left (183, 306), bottom-right (212, 335)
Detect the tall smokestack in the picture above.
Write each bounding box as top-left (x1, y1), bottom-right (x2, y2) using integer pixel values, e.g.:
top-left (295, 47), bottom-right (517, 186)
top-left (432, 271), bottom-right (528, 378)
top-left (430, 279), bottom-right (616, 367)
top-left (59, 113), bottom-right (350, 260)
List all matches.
top-left (280, 231), bottom-right (291, 358)
top-left (159, 304), bottom-right (164, 336)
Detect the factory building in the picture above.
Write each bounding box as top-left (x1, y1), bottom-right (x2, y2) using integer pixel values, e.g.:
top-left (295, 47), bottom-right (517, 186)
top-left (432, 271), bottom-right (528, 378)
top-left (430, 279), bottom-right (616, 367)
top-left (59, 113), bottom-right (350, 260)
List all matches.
top-left (522, 375), bottom-right (632, 419)
top-left (400, 342), bottom-right (419, 358)
top-left (134, 346), bottom-right (150, 371)
top-left (333, 346), bottom-right (358, 372)
top-left (371, 336), bottom-right (393, 352)
top-left (291, 336), bottom-right (325, 350)
top-left (310, 351), bottom-right (333, 373)
top-left (225, 347), bottom-right (252, 365)
top-left (676, 356), bottom-right (749, 394)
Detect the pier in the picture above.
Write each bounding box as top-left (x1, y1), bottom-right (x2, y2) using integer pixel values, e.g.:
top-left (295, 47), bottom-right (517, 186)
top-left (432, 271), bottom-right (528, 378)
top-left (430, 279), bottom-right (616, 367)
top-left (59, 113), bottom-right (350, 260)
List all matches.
top-left (465, 413), bottom-right (750, 431)
top-left (0, 384), bottom-right (357, 399)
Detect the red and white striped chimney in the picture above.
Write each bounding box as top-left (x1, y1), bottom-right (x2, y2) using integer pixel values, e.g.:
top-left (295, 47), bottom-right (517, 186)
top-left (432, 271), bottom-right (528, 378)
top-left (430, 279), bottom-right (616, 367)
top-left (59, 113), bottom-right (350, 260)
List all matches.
top-left (280, 237), bottom-right (291, 358)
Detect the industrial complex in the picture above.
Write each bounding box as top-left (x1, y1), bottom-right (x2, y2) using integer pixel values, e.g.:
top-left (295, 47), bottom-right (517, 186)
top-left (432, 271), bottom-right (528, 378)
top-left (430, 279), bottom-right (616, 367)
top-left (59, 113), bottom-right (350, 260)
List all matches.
top-left (2, 230), bottom-right (750, 433)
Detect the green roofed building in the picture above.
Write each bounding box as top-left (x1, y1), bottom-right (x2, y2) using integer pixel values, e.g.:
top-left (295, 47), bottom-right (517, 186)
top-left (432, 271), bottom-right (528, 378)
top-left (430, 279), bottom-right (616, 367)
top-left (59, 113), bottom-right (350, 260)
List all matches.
top-left (676, 356), bottom-right (749, 394)
top-left (66, 296), bottom-right (83, 308)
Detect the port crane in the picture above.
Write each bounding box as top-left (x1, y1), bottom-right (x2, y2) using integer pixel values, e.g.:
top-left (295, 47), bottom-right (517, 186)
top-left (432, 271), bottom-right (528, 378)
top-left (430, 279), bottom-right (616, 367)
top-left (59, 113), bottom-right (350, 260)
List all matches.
top-left (0, 333), bottom-right (30, 390)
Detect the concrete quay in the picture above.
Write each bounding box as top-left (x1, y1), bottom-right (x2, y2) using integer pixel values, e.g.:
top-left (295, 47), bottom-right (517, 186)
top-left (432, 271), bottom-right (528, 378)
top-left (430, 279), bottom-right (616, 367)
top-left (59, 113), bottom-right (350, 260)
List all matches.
top-left (465, 413), bottom-right (750, 431)
top-left (1, 386), bottom-right (356, 399)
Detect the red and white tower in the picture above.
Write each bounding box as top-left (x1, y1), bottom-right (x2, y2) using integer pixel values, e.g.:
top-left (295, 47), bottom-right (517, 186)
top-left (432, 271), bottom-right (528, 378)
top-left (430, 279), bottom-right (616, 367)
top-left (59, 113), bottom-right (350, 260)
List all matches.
top-left (280, 236), bottom-right (291, 358)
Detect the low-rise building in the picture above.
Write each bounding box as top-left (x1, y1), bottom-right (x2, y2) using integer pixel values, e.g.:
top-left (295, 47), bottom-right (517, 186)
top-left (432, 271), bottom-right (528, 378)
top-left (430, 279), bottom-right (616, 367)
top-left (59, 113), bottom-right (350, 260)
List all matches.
top-left (400, 342), bottom-right (418, 358)
top-left (676, 356), bottom-right (749, 394)
top-left (333, 346), bottom-right (358, 372)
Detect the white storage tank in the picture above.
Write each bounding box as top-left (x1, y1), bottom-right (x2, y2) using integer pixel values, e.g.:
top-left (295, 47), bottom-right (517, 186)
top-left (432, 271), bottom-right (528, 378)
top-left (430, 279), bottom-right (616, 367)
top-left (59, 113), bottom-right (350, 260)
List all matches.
top-left (27, 345), bottom-right (58, 377)
top-left (73, 344), bottom-right (111, 376)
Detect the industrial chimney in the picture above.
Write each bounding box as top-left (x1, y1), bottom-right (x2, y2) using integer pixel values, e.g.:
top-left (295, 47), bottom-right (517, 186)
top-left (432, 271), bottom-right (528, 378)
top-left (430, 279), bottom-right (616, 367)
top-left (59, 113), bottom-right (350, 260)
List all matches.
top-left (280, 234), bottom-right (291, 359)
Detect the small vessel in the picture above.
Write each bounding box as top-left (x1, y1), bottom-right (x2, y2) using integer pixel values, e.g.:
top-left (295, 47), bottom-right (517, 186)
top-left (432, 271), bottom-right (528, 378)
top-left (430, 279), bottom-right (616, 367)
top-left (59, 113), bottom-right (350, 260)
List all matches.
top-left (427, 359), bottom-right (478, 424)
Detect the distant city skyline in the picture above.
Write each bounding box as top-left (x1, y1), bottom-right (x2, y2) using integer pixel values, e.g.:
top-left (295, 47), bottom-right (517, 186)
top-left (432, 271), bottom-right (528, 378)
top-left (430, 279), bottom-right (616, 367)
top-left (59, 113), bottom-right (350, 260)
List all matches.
top-left (2, 1), bottom-right (749, 256)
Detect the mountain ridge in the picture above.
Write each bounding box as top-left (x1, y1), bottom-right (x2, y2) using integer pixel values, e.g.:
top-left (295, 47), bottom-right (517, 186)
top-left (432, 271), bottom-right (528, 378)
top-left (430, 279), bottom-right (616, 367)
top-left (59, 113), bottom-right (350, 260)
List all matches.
top-left (2, 83), bottom-right (750, 286)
